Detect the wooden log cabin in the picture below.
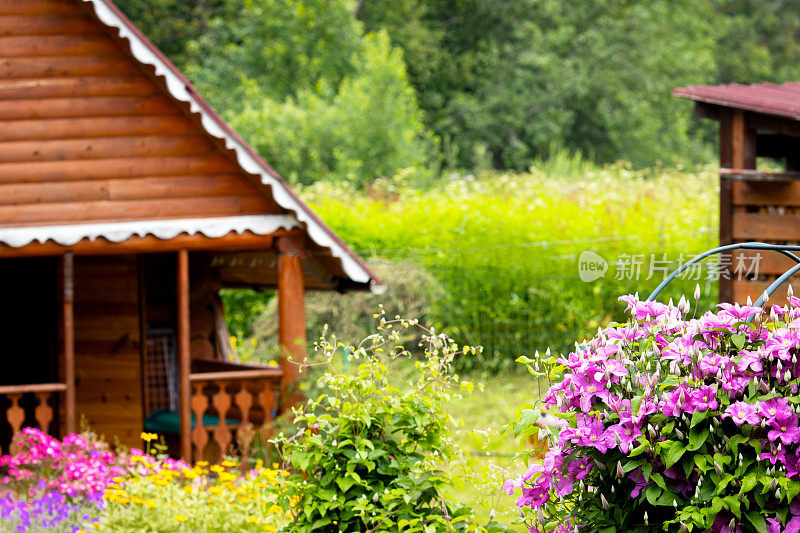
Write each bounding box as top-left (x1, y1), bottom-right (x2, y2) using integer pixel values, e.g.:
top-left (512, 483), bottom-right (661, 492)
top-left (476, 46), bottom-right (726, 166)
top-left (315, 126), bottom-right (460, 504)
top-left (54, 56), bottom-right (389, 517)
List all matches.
top-left (673, 82), bottom-right (800, 303)
top-left (0, 0), bottom-right (379, 461)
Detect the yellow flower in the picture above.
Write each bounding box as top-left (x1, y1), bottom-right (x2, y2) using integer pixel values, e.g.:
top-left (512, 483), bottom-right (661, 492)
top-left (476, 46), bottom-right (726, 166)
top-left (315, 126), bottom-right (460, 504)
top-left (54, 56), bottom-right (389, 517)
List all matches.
top-left (263, 526), bottom-right (276, 532)
top-left (174, 515), bottom-right (187, 523)
top-left (247, 516), bottom-right (259, 524)
top-left (221, 459), bottom-right (237, 468)
top-left (140, 432), bottom-right (158, 442)
top-left (182, 486), bottom-right (193, 493)
top-left (268, 505), bottom-right (282, 514)
top-left (209, 486), bottom-right (223, 496)
top-left (196, 461), bottom-right (209, 467)
top-left (209, 465), bottom-right (224, 474)
top-left (219, 472), bottom-right (237, 483)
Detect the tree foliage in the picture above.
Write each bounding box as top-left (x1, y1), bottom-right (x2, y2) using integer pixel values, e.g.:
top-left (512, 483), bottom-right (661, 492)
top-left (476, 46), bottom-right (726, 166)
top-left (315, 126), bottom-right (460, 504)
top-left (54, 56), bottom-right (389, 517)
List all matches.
top-left (114, 0), bottom-right (431, 186)
top-left (114, 0), bottom-right (800, 177)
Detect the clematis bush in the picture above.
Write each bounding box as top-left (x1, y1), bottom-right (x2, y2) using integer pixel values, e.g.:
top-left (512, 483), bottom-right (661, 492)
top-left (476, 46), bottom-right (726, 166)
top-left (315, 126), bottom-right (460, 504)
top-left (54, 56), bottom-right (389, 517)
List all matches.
top-left (508, 289), bottom-right (800, 532)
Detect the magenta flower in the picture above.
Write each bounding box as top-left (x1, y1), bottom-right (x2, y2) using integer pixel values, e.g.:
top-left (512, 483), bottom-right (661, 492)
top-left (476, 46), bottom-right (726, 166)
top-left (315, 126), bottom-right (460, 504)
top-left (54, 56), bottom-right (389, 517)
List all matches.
top-left (717, 302), bottom-right (763, 321)
top-left (758, 398), bottom-right (793, 422)
top-left (768, 411), bottom-right (800, 445)
top-left (691, 385), bottom-right (718, 412)
top-left (661, 384), bottom-right (694, 417)
top-left (736, 351), bottom-right (764, 373)
top-left (723, 401), bottom-right (760, 426)
top-left (608, 420), bottom-right (640, 453)
top-left (759, 442), bottom-right (787, 465)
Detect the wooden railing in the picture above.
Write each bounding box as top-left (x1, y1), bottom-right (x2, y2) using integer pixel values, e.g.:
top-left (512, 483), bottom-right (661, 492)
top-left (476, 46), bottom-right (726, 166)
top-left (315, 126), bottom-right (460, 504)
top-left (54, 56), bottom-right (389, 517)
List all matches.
top-left (188, 361), bottom-right (282, 462)
top-left (0, 383), bottom-right (66, 453)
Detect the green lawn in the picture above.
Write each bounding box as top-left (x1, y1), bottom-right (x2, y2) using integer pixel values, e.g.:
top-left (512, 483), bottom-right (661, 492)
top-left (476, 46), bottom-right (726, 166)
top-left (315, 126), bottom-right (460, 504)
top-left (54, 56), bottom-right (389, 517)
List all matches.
top-left (446, 371), bottom-right (541, 530)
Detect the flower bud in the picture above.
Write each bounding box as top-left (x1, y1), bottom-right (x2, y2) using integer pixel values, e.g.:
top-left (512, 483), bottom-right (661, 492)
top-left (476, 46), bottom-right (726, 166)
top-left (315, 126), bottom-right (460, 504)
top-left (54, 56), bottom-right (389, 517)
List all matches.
top-left (616, 461), bottom-right (624, 479)
top-left (601, 494), bottom-right (609, 510)
top-left (790, 284), bottom-right (795, 299)
top-left (644, 511), bottom-right (649, 525)
top-left (695, 284), bottom-right (701, 300)
top-left (714, 461), bottom-right (723, 475)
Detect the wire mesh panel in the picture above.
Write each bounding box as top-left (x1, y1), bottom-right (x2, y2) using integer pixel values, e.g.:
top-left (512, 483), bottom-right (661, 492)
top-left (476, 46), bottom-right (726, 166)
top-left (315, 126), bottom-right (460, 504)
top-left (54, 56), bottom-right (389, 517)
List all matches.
top-left (145, 329), bottom-right (178, 413)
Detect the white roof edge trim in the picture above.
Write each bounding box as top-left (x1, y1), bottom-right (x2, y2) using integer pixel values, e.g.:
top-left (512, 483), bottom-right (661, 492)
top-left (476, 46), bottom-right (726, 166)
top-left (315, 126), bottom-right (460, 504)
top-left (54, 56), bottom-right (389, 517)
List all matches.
top-left (0, 215), bottom-right (300, 248)
top-left (82, 0), bottom-right (372, 285)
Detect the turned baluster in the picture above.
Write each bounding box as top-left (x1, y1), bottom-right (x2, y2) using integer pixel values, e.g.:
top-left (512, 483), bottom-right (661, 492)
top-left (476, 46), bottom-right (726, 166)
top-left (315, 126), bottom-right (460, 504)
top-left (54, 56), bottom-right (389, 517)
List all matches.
top-left (190, 383), bottom-right (209, 461)
top-left (34, 393), bottom-right (53, 434)
top-left (211, 381), bottom-right (232, 455)
top-left (6, 394), bottom-right (24, 453)
top-left (234, 381), bottom-right (255, 465)
top-left (234, 382), bottom-right (253, 427)
top-left (258, 382), bottom-right (276, 422)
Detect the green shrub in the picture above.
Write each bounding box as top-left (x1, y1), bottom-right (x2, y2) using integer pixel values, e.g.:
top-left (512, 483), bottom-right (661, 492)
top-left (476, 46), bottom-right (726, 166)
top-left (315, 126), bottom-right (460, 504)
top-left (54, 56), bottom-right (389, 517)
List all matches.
top-left (272, 312), bottom-right (504, 532)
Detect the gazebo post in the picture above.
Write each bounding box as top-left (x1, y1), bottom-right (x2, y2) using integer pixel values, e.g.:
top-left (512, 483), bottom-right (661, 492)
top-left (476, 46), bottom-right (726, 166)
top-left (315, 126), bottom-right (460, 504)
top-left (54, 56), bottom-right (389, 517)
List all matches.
top-left (718, 109), bottom-right (756, 303)
top-left (276, 236), bottom-right (307, 409)
top-left (62, 251), bottom-right (76, 435)
top-left (177, 249), bottom-right (192, 460)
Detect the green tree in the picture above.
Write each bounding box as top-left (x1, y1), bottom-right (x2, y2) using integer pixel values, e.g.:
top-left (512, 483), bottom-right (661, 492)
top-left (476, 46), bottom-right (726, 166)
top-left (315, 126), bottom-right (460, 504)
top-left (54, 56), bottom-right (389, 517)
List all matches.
top-left (114, 0), bottom-right (432, 187)
top-left (111, 0), bottom-right (226, 67)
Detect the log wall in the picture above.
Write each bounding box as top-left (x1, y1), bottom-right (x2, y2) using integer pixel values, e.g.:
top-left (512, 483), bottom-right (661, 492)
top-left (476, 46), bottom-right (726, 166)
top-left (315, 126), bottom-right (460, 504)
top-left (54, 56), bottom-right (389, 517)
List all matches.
top-left (73, 255), bottom-right (143, 448)
top-left (0, 0), bottom-right (279, 228)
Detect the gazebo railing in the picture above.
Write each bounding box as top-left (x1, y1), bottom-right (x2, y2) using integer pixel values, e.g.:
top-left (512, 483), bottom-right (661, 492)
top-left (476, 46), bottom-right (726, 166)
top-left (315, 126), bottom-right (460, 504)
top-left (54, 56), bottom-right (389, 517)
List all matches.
top-left (647, 242), bottom-right (800, 308)
top-left (188, 360), bottom-right (282, 462)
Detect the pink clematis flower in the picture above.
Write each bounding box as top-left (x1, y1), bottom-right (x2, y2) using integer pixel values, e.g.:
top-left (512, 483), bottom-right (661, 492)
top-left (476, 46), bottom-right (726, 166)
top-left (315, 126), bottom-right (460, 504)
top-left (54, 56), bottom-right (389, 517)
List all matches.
top-left (768, 411), bottom-right (800, 445)
top-left (723, 401), bottom-right (760, 426)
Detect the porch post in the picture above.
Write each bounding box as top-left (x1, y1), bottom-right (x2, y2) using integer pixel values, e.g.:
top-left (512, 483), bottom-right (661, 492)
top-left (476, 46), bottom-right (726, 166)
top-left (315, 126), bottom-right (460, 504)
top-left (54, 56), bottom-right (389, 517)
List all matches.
top-left (62, 252), bottom-right (76, 434)
top-left (276, 237), bottom-right (306, 409)
top-left (177, 249), bottom-right (192, 460)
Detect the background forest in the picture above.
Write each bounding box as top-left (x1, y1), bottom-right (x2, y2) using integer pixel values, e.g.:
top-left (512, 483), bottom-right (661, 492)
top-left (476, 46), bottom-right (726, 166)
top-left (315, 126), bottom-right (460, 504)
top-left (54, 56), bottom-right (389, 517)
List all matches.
top-left (117, 0), bottom-right (800, 183)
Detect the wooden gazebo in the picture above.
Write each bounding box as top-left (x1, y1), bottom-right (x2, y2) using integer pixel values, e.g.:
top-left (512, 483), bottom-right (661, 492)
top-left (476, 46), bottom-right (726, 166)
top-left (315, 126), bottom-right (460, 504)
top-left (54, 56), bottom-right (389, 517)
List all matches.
top-left (0, 0), bottom-right (378, 460)
top-left (674, 82), bottom-right (800, 303)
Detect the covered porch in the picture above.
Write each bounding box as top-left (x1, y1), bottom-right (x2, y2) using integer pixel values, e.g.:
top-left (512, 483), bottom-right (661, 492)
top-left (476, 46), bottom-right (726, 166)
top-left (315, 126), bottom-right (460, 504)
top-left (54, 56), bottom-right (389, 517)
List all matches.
top-left (0, 221), bottom-right (333, 461)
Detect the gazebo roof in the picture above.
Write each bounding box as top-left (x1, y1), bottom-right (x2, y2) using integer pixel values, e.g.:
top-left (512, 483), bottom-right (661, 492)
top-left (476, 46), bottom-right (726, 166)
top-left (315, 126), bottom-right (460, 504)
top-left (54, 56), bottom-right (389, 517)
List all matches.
top-left (673, 82), bottom-right (800, 121)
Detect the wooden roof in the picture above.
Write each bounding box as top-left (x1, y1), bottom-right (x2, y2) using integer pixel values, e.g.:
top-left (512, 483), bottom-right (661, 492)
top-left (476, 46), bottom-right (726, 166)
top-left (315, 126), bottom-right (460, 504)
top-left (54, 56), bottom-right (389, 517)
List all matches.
top-left (673, 82), bottom-right (800, 121)
top-left (0, 0), bottom-right (376, 290)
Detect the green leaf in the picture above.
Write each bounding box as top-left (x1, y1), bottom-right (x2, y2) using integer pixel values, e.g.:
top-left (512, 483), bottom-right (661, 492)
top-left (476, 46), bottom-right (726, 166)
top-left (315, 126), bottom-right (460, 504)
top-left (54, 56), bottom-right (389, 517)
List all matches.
top-left (336, 476), bottom-right (356, 493)
top-left (519, 408), bottom-right (542, 429)
top-left (731, 334), bottom-right (746, 350)
top-left (740, 472), bottom-right (758, 494)
top-left (688, 427), bottom-right (709, 451)
top-left (690, 409), bottom-right (709, 428)
top-left (664, 442), bottom-right (687, 468)
top-left (746, 511), bottom-right (767, 533)
top-left (645, 485), bottom-right (663, 506)
top-left (650, 472), bottom-right (668, 490)
top-left (694, 454), bottom-right (708, 473)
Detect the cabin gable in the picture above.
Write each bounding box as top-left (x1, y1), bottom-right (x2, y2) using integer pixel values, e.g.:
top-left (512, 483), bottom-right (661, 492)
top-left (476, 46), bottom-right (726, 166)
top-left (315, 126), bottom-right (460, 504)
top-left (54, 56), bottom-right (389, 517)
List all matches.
top-left (0, 0), bottom-right (280, 228)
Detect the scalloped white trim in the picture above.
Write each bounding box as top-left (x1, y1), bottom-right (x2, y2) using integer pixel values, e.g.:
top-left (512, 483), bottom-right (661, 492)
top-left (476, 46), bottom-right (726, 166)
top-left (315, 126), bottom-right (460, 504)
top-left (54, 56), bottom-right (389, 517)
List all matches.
top-left (81, 0), bottom-right (371, 284)
top-left (0, 215), bottom-right (299, 248)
